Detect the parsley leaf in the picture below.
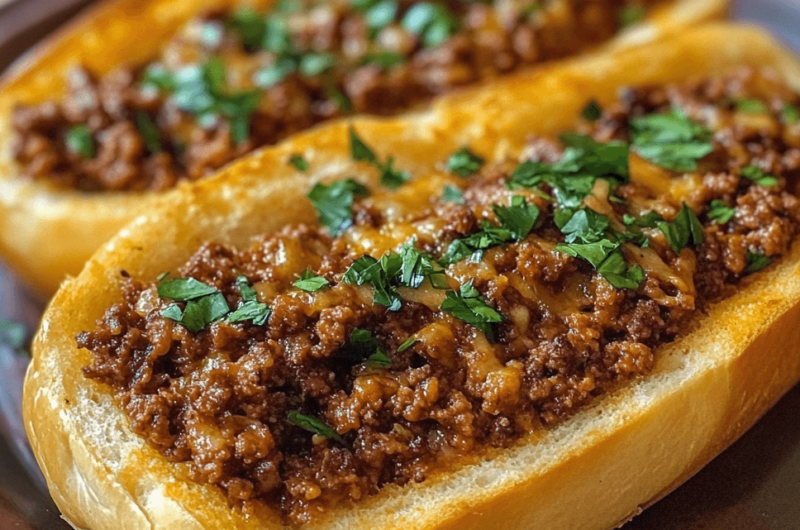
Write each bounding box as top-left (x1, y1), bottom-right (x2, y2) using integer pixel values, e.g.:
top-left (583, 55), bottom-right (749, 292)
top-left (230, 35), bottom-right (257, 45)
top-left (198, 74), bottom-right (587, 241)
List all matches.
top-left (446, 146), bottom-right (485, 177)
top-left (163, 292), bottom-right (230, 333)
top-left (298, 52), bottom-right (335, 77)
top-left (492, 196), bottom-right (540, 241)
top-left (441, 280), bottom-right (503, 339)
top-left (65, 125), bottom-right (95, 158)
top-left (397, 335), bottom-right (417, 352)
top-left (781, 103), bottom-right (800, 124)
top-left (442, 185), bottom-right (465, 204)
top-left (741, 165), bottom-right (778, 187)
top-left (440, 221), bottom-right (513, 265)
top-left (288, 411), bottom-right (343, 443)
top-left (227, 8), bottom-right (267, 51)
top-left (307, 178), bottom-right (370, 237)
top-left (735, 98), bottom-right (770, 114)
top-left (227, 300), bottom-right (271, 326)
top-left (707, 199), bottom-right (735, 224)
top-left (348, 328), bottom-right (392, 369)
top-left (596, 250), bottom-right (645, 289)
top-left (294, 269), bottom-right (330, 292)
top-left (254, 56), bottom-right (296, 88)
top-left (136, 112), bottom-right (162, 154)
top-left (158, 278), bottom-right (218, 301)
top-left (558, 208), bottom-right (610, 243)
top-left (362, 51), bottom-right (405, 69)
top-left (581, 100), bottom-right (602, 121)
top-left (343, 255), bottom-right (403, 310)
top-left (288, 153), bottom-right (308, 171)
top-left (508, 134), bottom-right (628, 208)
top-left (365, 0), bottom-right (398, 31)
top-left (236, 275), bottom-right (258, 302)
top-left (401, 2), bottom-right (458, 48)
top-left (349, 127), bottom-right (410, 189)
top-left (657, 203), bottom-right (704, 254)
top-left (745, 252), bottom-right (771, 273)
top-left (399, 241), bottom-right (449, 289)
top-left (630, 109), bottom-right (713, 172)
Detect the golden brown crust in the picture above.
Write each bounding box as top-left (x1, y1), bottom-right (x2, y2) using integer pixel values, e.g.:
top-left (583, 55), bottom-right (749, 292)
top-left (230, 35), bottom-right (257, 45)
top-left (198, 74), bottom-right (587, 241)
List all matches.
top-left (22, 23), bottom-right (800, 530)
top-left (0, 0), bottom-right (726, 299)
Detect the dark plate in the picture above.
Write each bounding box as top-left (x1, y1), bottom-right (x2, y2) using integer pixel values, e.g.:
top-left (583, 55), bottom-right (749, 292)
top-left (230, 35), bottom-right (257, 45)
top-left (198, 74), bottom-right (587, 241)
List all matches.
top-left (1, 1), bottom-right (799, 528)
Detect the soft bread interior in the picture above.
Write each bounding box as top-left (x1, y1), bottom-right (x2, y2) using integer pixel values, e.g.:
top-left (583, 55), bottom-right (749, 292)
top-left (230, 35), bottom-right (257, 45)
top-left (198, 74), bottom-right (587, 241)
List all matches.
top-left (0, 0), bottom-right (726, 298)
top-left (24, 23), bottom-right (800, 530)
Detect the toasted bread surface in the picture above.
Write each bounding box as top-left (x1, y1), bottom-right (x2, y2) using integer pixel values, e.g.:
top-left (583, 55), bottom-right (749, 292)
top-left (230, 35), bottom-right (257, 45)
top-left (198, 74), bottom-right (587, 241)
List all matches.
top-left (22, 23), bottom-right (800, 530)
top-left (0, 0), bottom-right (726, 298)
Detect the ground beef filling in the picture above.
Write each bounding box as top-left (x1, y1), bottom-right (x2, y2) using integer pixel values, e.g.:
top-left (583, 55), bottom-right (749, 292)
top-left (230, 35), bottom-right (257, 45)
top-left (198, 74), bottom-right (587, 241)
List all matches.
top-left (80, 68), bottom-right (800, 524)
top-left (13, 0), bottom-right (656, 191)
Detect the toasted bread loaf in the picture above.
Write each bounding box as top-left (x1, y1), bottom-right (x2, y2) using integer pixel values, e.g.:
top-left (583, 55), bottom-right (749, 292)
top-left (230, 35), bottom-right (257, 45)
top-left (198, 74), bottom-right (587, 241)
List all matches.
top-left (0, 0), bottom-right (726, 298)
top-left (24, 23), bottom-right (800, 530)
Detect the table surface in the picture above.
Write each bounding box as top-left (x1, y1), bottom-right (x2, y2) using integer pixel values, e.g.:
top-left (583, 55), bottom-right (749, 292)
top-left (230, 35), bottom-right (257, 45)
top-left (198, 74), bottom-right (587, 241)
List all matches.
top-left (2, 0), bottom-right (800, 528)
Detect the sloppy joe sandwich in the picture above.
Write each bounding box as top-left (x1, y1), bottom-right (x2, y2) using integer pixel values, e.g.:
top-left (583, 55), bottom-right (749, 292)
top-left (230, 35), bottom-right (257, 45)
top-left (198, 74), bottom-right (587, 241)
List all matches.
top-left (0, 0), bottom-right (724, 297)
top-left (24, 23), bottom-right (800, 530)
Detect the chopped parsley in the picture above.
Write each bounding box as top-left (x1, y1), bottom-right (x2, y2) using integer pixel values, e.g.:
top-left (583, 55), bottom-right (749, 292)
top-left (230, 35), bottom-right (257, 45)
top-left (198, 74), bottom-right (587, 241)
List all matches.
top-left (343, 242), bottom-right (448, 310)
top-left (446, 146), bottom-right (485, 177)
top-left (307, 178), bottom-right (370, 237)
top-left (164, 292), bottom-right (230, 333)
top-left (442, 185), bottom-right (465, 204)
top-left (288, 154), bottom-right (309, 171)
top-left (298, 52), bottom-right (335, 77)
top-left (362, 51), bottom-right (405, 69)
top-left (288, 412), bottom-right (343, 443)
top-left (707, 199), bottom-right (736, 224)
top-left (397, 335), bottom-right (418, 352)
top-left (349, 128), bottom-right (410, 189)
top-left (254, 56), bottom-right (296, 87)
top-left (294, 269), bottom-right (330, 292)
top-left (735, 98), bottom-right (770, 114)
top-left (555, 208), bottom-right (646, 289)
top-left (364, 0), bottom-right (398, 31)
top-left (657, 203), bottom-right (704, 254)
top-left (155, 58), bottom-right (261, 145)
top-left (348, 329), bottom-right (392, 369)
top-left (630, 109), bottom-right (714, 172)
top-left (401, 2), bottom-right (458, 48)
top-left (136, 112), bottom-right (162, 154)
top-left (581, 100), bottom-right (602, 121)
top-left (65, 125), bottom-right (95, 159)
top-left (746, 252), bottom-right (772, 273)
top-left (227, 8), bottom-right (268, 51)
top-left (508, 133), bottom-right (629, 208)
top-left (227, 298), bottom-right (271, 326)
top-left (236, 275), bottom-right (258, 301)
top-left (441, 281), bottom-right (503, 340)
top-left (741, 165), bottom-right (778, 187)
top-left (781, 103), bottom-right (800, 124)
top-left (157, 278), bottom-right (217, 300)
top-left (492, 195), bottom-right (541, 241)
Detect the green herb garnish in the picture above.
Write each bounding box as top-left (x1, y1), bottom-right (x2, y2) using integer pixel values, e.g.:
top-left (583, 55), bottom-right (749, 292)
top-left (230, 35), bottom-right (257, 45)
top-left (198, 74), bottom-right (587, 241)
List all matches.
top-left (630, 109), bottom-right (713, 172)
top-left (288, 411), bottom-right (343, 443)
top-left (707, 199), bottom-right (735, 224)
top-left (136, 111), bottom-right (162, 154)
top-left (307, 178), bottom-right (370, 237)
top-left (741, 165), bottom-right (778, 187)
top-left (362, 51), bottom-right (405, 69)
top-left (492, 196), bottom-right (540, 241)
top-left (442, 185), bottom-right (465, 204)
top-left (227, 8), bottom-right (267, 51)
top-left (294, 269), bottom-right (330, 292)
top-left (349, 328), bottom-right (392, 369)
top-left (163, 292), bottom-right (230, 333)
top-left (288, 154), bottom-right (309, 171)
top-left (65, 125), bottom-right (95, 159)
top-left (401, 2), bottom-right (458, 48)
top-left (441, 281), bottom-right (503, 340)
top-left (343, 254), bottom-right (403, 310)
top-left (157, 278), bottom-right (217, 301)
top-left (349, 127), bottom-right (410, 189)
top-left (781, 103), bottom-right (800, 124)
top-left (745, 252), bottom-right (772, 273)
top-left (657, 203), bottom-right (704, 254)
top-left (735, 98), bottom-right (770, 114)
top-left (581, 100), bottom-right (602, 121)
top-left (446, 146), bottom-right (485, 177)
top-left (397, 335), bottom-right (417, 352)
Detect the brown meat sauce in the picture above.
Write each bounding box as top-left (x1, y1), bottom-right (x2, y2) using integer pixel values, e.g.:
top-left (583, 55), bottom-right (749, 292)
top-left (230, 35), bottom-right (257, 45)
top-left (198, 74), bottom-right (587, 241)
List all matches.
top-left (80, 68), bottom-right (800, 524)
top-left (13, 0), bottom-right (656, 191)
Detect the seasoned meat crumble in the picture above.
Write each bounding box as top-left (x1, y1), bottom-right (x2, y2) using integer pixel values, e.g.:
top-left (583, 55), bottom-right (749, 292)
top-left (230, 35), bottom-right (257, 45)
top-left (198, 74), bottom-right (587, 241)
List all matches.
top-left (80, 67), bottom-right (800, 523)
top-left (13, 0), bottom-right (657, 191)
